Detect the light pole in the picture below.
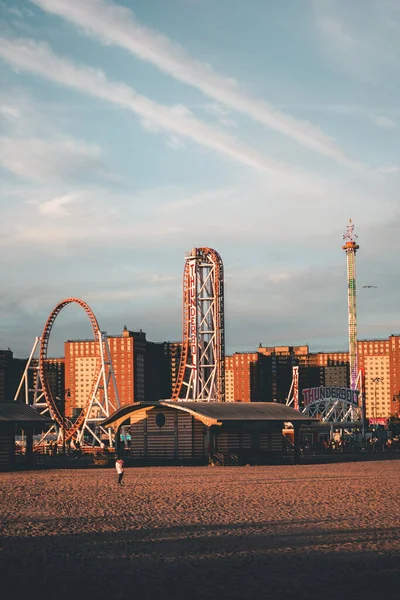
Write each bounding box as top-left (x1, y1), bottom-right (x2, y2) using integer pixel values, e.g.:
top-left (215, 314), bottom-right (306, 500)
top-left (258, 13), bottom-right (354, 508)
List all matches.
top-left (371, 377), bottom-right (383, 431)
top-left (56, 389), bottom-right (70, 454)
top-left (392, 392), bottom-right (400, 417)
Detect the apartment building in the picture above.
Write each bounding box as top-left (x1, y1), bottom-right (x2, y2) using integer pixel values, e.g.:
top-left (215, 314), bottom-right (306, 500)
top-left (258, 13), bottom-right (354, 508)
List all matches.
top-left (64, 327), bottom-right (145, 418)
top-left (225, 352), bottom-right (258, 402)
top-left (0, 350), bottom-right (28, 403)
top-left (358, 337), bottom-right (395, 421)
top-left (225, 336), bottom-right (400, 419)
top-left (225, 346), bottom-right (312, 403)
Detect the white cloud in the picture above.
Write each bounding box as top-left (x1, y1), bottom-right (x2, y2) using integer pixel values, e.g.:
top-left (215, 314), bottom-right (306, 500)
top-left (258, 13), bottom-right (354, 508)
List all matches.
top-left (0, 104), bottom-right (19, 119)
top-left (0, 36), bottom-right (317, 179)
top-left (29, 0), bottom-right (359, 168)
top-left (326, 106), bottom-right (397, 130)
top-left (277, 103), bottom-right (398, 130)
top-left (166, 136), bottom-right (186, 150)
top-left (0, 167), bottom-right (392, 261)
top-left (1, 175), bottom-right (399, 356)
top-left (368, 114), bottom-right (397, 130)
top-left (34, 193), bottom-right (79, 217)
top-left (204, 103), bottom-right (235, 127)
top-left (0, 135), bottom-right (104, 182)
top-left (376, 165), bottom-right (400, 174)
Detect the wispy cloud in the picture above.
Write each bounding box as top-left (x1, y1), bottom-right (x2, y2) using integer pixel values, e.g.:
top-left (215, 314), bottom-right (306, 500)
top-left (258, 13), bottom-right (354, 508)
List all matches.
top-left (0, 104), bottom-right (19, 120)
top-left (29, 0), bottom-right (359, 168)
top-left (204, 103), bottom-right (235, 127)
top-left (312, 0), bottom-right (400, 83)
top-left (0, 36), bottom-right (308, 177)
top-left (368, 113), bottom-right (397, 130)
top-left (28, 193), bottom-right (79, 217)
top-left (280, 103), bottom-right (398, 130)
top-left (325, 106), bottom-right (396, 130)
top-left (0, 135), bottom-right (104, 182)
top-left (376, 165), bottom-right (400, 175)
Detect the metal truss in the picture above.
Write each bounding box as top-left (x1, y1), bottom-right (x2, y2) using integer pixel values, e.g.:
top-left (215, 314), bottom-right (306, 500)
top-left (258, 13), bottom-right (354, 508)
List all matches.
top-left (286, 366), bottom-right (299, 409)
top-left (302, 398), bottom-right (362, 423)
top-left (14, 298), bottom-right (120, 447)
top-left (342, 219), bottom-right (359, 390)
top-left (286, 366), bottom-right (365, 428)
top-left (76, 331), bottom-right (120, 446)
top-left (172, 247), bottom-right (225, 402)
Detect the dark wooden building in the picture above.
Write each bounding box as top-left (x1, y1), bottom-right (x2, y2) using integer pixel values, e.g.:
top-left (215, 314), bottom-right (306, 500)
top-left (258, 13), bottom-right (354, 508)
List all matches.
top-left (102, 402), bottom-right (317, 465)
top-left (0, 403), bottom-right (52, 470)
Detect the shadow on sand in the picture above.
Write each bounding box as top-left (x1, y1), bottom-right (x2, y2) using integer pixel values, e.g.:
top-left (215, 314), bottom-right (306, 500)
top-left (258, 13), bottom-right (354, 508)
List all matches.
top-left (1, 519), bottom-right (398, 600)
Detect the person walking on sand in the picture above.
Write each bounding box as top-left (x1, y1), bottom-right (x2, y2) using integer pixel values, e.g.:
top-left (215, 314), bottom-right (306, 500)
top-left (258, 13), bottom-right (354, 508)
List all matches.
top-left (115, 458), bottom-right (125, 486)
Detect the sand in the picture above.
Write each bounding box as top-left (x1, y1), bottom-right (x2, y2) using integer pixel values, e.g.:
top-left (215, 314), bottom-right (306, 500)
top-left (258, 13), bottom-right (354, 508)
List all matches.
top-left (1, 460), bottom-right (399, 600)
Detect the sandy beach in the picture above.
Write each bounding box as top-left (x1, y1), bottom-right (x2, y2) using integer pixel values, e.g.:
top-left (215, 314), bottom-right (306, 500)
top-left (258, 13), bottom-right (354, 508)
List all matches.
top-left (1, 460), bottom-right (399, 600)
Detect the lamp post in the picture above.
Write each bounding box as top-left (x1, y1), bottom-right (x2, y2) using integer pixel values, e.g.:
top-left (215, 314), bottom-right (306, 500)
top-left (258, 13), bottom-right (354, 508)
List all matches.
top-left (392, 392), bottom-right (400, 417)
top-left (56, 389), bottom-right (70, 454)
top-left (371, 377), bottom-right (383, 431)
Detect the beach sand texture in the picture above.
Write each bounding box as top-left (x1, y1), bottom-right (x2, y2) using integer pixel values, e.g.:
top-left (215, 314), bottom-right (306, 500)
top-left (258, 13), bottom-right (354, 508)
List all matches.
top-left (1, 461), bottom-right (399, 600)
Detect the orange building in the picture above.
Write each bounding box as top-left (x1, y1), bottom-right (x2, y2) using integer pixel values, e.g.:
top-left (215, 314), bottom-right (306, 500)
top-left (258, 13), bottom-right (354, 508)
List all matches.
top-left (225, 336), bottom-right (400, 418)
top-left (225, 346), bottom-right (309, 403)
top-left (315, 336), bottom-right (400, 419)
top-left (225, 352), bottom-right (258, 402)
top-left (358, 336), bottom-right (400, 421)
top-left (64, 328), bottom-right (146, 418)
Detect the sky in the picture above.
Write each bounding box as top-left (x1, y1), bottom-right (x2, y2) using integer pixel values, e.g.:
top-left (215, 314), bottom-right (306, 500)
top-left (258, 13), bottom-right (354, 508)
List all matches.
top-left (0, 0), bottom-right (399, 358)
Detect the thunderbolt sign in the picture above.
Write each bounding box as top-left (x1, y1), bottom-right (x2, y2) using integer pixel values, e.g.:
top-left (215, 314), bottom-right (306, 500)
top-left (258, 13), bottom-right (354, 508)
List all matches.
top-left (302, 386), bottom-right (359, 407)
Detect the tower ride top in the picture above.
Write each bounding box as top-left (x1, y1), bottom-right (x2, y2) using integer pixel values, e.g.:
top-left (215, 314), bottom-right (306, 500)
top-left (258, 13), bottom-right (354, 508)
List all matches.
top-left (342, 219), bottom-right (359, 390)
top-left (172, 247), bottom-right (225, 402)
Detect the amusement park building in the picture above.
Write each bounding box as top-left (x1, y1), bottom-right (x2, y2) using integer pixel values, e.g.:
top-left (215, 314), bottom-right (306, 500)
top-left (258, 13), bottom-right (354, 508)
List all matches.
top-left (102, 401), bottom-right (317, 465)
top-left (0, 402), bottom-right (52, 470)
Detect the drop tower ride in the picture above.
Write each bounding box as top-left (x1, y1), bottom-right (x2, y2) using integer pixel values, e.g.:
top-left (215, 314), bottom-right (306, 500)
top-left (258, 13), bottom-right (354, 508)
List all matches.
top-left (342, 219), bottom-right (359, 390)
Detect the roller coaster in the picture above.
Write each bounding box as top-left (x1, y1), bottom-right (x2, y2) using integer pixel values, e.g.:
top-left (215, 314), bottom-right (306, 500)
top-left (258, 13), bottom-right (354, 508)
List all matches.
top-left (172, 247), bottom-right (225, 402)
top-left (14, 298), bottom-right (119, 447)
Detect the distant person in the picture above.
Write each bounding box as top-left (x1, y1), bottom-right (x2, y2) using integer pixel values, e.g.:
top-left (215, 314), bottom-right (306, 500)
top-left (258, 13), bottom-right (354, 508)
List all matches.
top-left (115, 458), bottom-right (125, 486)
top-left (75, 439), bottom-right (82, 458)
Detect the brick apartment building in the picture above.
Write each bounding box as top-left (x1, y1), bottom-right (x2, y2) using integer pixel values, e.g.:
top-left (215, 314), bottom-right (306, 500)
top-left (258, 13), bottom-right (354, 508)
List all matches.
top-left (225, 336), bottom-right (400, 421)
top-left (225, 345), bottom-right (315, 403)
top-left (4, 331), bottom-right (400, 422)
top-left (358, 336), bottom-right (400, 421)
top-left (64, 327), bottom-right (145, 418)
top-left (64, 328), bottom-right (174, 418)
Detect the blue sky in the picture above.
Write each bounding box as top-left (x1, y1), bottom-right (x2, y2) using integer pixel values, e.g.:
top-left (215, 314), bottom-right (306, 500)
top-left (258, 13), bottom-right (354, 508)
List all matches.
top-left (0, 0), bottom-right (399, 357)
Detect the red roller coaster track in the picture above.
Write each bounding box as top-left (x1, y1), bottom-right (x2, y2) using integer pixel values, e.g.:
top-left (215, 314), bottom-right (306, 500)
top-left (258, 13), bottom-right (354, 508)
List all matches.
top-left (39, 298), bottom-right (101, 441)
top-left (172, 247), bottom-right (225, 401)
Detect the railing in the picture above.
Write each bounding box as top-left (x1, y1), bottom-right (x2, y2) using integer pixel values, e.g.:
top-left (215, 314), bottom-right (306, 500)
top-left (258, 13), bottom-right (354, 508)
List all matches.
top-left (213, 452), bottom-right (225, 466)
top-left (212, 452), bottom-right (239, 466)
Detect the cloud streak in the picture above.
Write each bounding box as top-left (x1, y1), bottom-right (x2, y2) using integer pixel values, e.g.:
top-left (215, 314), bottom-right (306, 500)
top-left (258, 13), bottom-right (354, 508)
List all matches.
top-left (0, 36), bottom-right (303, 177)
top-left (29, 0), bottom-right (358, 168)
top-left (0, 136), bottom-right (104, 182)
top-left (312, 0), bottom-right (400, 83)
